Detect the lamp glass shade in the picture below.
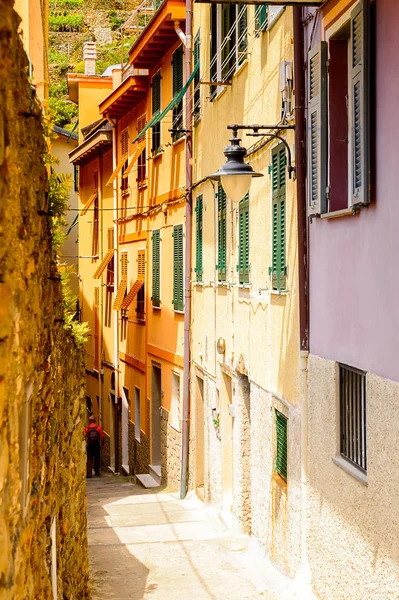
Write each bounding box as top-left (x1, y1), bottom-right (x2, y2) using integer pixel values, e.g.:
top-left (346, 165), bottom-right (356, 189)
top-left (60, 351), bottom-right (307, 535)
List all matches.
top-left (220, 173), bottom-right (252, 204)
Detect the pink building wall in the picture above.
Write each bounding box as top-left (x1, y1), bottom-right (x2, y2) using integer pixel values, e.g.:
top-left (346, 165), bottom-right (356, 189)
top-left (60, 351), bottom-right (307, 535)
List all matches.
top-left (308, 0), bottom-right (399, 383)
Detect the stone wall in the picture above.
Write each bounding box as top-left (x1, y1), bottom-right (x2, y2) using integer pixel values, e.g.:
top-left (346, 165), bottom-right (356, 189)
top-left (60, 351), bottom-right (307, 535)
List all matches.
top-left (0, 4), bottom-right (89, 598)
top-left (160, 408), bottom-right (182, 490)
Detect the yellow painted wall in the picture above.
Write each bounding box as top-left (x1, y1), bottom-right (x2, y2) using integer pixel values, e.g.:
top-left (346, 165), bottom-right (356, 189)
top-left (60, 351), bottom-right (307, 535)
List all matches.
top-left (192, 5), bottom-right (300, 404)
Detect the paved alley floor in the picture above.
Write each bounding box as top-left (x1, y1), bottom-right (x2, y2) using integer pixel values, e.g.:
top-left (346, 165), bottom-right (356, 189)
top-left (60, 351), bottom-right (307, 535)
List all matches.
top-left (86, 474), bottom-right (313, 600)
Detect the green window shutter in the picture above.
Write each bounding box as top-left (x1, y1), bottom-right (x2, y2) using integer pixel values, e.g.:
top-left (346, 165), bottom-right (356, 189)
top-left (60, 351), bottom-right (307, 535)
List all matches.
top-left (172, 46), bottom-right (183, 95)
top-left (173, 224), bottom-right (184, 311)
top-left (238, 193), bottom-right (249, 284)
top-left (217, 184), bottom-right (227, 282)
top-left (307, 42), bottom-right (327, 216)
top-left (195, 195), bottom-right (203, 282)
top-left (193, 31), bottom-right (201, 120)
top-left (275, 410), bottom-right (287, 481)
top-left (152, 229), bottom-right (160, 307)
top-left (152, 73), bottom-right (161, 115)
top-left (255, 5), bottom-right (268, 33)
top-left (351, 0), bottom-right (370, 206)
top-left (238, 5), bottom-right (248, 66)
top-left (270, 144), bottom-right (287, 292)
top-left (221, 4), bottom-right (231, 80)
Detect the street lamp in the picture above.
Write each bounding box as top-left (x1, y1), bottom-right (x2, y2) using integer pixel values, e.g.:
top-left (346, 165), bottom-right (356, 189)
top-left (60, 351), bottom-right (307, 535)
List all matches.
top-left (209, 128), bottom-right (263, 204)
top-left (209, 124), bottom-right (295, 203)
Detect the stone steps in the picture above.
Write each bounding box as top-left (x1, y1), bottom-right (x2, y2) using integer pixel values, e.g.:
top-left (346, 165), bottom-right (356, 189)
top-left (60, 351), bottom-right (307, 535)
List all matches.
top-left (135, 473), bottom-right (160, 489)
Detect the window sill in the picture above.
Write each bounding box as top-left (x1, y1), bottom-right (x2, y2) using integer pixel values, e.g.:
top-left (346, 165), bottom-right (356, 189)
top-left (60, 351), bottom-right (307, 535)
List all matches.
top-left (193, 281), bottom-right (204, 286)
top-left (152, 304), bottom-right (161, 310)
top-left (121, 190), bottom-right (130, 197)
top-left (172, 136), bottom-right (185, 147)
top-left (137, 181), bottom-right (147, 190)
top-left (272, 472), bottom-right (287, 492)
top-left (332, 456), bottom-right (368, 486)
top-left (152, 151), bottom-right (163, 160)
top-left (270, 289), bottom-right (289, 296)
top-left (321, 207), bottom-right (357, 220)
top-left (233, 59), bottom-right (248, 79)
top-left (174, 309), bottom-right (184, 315)
top-left (238, 283), bottom-right (251, 290)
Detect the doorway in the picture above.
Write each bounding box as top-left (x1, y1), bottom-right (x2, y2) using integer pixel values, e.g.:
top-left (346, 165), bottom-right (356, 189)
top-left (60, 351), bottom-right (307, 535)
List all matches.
top-left (151, 364), bottom-right (162, 466)
top-left (221, 373), bottom-right (234, 518)
top-left (195, 376), bottom-right (205, 500)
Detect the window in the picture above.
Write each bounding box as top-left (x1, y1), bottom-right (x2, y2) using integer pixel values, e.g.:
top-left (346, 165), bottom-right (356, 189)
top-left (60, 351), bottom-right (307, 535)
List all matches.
top-left (255, 5), bottom-right (284, 34)
top-left (217, 183), bottom-right (227, 282)
top-left (170, 372), bottom-right (181, 431)
top-left (238, 193), bottom-right (249, 284)
top-left (152, 229), bottom-right (161, 307)
top-left (121, 129), bottom-right (129, 194)
top-left (173, 224), bottom-right (184, 311)
top-left (135, 387), bottom-right (141, 442)
top-left (92, 171), bottom-right (99, 257)
top-left (195, 195), bottom-right (203, 282)
top-left (270, 144), bottom-right (287, 292)
top-left (73, 164), bottom-right (79, 192)
top-left (210, 4), bottom-right (248, 98)
top-left (339, 364), bottom-right (367, 473)
top-left (136, 250), bottom-right (145, 321)
top-left (107, 229), bottom-right (114, 287)
top-left (275, 410), bottom-right (287, 481)
top-left (137, 114), bottom-right (146, 187)
top-left (193, 31), bottom-right (201, 122)
top-left (308, 0), bottom-right (370, 216)
top-left (151, 72), bottom-right (161, 153)
top-left (113, 252), bottom-right (128, 310)
top-left (172, 46), bottom-right (184, 142)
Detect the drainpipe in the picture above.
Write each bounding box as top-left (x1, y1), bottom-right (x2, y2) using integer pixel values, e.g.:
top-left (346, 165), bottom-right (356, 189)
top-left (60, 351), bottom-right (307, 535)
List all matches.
top-left (293, 7), bottom-right (308, 353)
top-left (112, 123), bottom-right (120, 436)
top-left (180, 0), bottom-right (193, 500)
top-left (294, 6), bottom-right (310, 587)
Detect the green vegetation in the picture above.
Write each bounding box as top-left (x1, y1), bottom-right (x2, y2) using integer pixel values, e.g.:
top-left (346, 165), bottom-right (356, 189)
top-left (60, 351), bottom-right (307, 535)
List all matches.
top-left (49, 13), bottom-right (84, 32)
top-left (50, 0), bottom-right (84, 8)
top-left (108, 10), bottom-right (124, 31)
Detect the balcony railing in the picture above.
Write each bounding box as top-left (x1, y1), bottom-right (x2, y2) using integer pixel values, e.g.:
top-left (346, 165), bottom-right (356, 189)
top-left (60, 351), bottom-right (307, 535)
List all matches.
top-left (121, 0), bottom-right (165, 79)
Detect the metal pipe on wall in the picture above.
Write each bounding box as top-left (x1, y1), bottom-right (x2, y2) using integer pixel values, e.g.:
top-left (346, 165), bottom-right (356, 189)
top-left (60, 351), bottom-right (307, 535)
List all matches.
top-left (180, 0), bottom-right (193, 500)
top-left (112, 123), bottom-right (120, 453)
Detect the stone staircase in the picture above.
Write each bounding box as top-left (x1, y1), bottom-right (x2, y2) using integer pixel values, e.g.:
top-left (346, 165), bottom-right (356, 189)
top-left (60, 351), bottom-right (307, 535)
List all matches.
top-left (136, 464), bottom-right (161, 489)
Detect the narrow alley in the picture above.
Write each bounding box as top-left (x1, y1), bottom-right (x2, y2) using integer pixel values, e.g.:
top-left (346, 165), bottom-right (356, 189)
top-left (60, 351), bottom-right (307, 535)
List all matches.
top-left (87, 475), bottom-right (299, 600)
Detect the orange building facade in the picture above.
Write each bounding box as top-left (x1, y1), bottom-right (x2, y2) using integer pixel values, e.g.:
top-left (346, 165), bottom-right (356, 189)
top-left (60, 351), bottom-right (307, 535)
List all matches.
top-left (70, 3), bottom-right (189, 487)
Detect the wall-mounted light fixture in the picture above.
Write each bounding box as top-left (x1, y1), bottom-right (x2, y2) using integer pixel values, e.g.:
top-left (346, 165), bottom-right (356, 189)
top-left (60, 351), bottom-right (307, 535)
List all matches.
top-left (209, 124), bottom-right (295, 203)
top-left (216, 337), bottom-right (226, 355)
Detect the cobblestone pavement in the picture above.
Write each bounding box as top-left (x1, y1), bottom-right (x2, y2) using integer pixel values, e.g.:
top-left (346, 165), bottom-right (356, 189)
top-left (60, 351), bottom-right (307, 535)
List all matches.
top-left (86, 474), bottom-right (313, 600)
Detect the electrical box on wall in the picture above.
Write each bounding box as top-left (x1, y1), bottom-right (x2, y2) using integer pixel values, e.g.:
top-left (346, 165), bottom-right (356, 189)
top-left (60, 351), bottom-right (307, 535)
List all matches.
top-left (280, 60), bottom-right (293, 116)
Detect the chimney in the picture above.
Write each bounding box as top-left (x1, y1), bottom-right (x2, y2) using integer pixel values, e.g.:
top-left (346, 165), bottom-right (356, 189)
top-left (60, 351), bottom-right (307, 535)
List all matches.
top-left (83, 42), bottom-right (96, 76)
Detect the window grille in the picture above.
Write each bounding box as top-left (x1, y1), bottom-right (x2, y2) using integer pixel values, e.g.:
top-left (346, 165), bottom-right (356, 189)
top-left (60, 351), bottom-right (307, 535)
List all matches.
top-left (339, 364), bottom-right (367, 472)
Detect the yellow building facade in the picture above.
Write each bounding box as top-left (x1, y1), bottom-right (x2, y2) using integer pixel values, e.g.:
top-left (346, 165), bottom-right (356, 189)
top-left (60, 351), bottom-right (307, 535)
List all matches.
top-left (189, 5), bottom-right (304, 576)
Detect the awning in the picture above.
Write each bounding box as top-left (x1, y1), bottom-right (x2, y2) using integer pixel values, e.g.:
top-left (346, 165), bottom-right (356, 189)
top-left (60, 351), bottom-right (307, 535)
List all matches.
top-left (113, 277), bottom-right (127, 310)
top-left (123, 141), bottom-right (146, 178)
top-left (133, 62), bottom-right (200, 142)
top-left (93, 250), bottom-right (114, 279)
top-left (80, 191), bottom-right (98, 216)
top-left (121, 280), bottom-right (144, 310)
top-left (106, 154), bottom-right (128, 186)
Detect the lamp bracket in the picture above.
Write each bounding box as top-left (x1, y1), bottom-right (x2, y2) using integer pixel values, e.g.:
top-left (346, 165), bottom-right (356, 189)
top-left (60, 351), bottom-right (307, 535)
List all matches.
top-left (227, 124), bottom-right (296, 179)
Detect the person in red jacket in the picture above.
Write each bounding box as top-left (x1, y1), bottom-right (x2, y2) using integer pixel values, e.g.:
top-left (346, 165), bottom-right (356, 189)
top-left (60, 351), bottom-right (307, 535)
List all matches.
top-left (84, 414), bottom-right (104, 477)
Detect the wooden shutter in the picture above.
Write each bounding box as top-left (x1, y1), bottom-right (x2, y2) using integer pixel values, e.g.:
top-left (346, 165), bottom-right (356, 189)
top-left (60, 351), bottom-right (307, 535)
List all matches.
top-left (238, 193), bottom-right (249, 284)
top-left (351, 0), bottom-right (370, 206)
top-left (217, 184), bottom-right (227, 282)
top-left (270, 145), bottom-right (287, 291)
top-left (173, 46), bottom-right (184, 95)
top-left (137, 250), bottom-right (145, 282)
top-left (275, 410), bottom-right (287, 481)
top-left (307, 42), bottom-right (327, 216)
top-left (121, 129), bottom-right (129, 155)
top-left (121, 252), bottom-right (128, 278)
top-left (193, 31), bottom-right (201, 121)
top-left (173, 225), bottom-right (184, 311)
top-left (152, 230), bottom-right (161, 307)
top-left (255, 5), bottom-right (268, 33)
top-left (221, 4), bottom-right (231, 80)
top-left (238, 5), bottom-right (247, 66)
top-left (195, 195), bottom-right (203, 282)
top-left (152, 73), bottom-right (161, 115)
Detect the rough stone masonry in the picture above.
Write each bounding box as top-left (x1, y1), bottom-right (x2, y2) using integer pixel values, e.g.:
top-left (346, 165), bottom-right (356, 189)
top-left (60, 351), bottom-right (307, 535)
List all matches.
top-left (0, 2), bottom-right (89, 598)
